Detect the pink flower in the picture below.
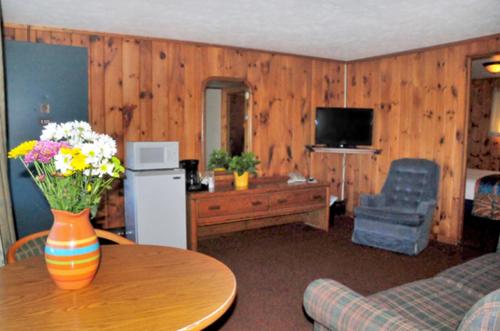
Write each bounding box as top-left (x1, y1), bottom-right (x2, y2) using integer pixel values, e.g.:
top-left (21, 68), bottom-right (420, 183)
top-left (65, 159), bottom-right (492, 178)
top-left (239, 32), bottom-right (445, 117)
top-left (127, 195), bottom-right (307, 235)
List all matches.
top-left (24, 141), bottom-right (68, 164)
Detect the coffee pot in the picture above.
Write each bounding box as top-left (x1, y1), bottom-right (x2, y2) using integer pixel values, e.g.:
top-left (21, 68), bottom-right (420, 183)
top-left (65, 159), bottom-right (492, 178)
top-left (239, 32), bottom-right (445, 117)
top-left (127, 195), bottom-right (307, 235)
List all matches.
top-left (180, 159), bottom-right (206, 191)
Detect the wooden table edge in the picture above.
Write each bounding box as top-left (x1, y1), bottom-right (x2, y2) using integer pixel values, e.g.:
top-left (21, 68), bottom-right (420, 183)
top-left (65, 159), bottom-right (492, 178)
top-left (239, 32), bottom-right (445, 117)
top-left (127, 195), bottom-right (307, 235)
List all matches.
top-left (182, 272), bottom-right (237, 331)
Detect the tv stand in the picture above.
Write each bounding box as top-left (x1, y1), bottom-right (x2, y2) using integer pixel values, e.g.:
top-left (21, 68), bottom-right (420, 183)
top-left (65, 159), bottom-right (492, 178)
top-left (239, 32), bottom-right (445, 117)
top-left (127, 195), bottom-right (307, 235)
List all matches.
top-left (311, 146), bottom-right (381, 200)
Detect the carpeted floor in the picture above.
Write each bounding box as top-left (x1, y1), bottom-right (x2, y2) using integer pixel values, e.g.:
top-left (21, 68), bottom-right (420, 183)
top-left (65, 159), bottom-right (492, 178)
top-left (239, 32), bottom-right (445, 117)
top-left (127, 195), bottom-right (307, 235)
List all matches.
top-left (198, 217), bottom-right (482, 331)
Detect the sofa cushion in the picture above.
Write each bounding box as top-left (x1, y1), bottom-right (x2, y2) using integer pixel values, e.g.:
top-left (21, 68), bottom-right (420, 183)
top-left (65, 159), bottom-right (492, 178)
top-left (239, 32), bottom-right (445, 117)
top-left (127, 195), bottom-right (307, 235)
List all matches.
top-left (355, 206), bottom-right (424, 226)
top-left (436, 253), bottom-right (500, 298)
top-left (457, 289), bottom-right (500, 331)
top-left (369, 278), bottom-right (479, 331)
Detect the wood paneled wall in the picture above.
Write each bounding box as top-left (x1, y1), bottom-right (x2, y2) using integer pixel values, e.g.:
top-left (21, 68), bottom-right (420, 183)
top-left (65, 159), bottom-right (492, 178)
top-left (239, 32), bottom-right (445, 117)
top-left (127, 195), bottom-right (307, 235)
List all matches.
top-left (3, 24), bottom-right (344, 229)
top-left (467, 78), bottom-right (500, 170)
top-left (5, 23), bottom-right (498, 244)
top-left (316, 36), bottom-right (500, 244)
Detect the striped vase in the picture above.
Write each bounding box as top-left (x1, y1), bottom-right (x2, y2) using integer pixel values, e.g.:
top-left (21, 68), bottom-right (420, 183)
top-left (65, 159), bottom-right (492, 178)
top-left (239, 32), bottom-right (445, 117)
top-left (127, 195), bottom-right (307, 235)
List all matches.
top-left (44, 208), bottom-right (100, 290)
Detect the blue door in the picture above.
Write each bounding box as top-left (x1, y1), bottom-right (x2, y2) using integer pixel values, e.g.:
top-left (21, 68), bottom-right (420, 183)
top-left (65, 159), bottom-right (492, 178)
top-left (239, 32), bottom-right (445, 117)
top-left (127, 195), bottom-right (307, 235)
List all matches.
top-left (5, 41), bottom-right (88, 237)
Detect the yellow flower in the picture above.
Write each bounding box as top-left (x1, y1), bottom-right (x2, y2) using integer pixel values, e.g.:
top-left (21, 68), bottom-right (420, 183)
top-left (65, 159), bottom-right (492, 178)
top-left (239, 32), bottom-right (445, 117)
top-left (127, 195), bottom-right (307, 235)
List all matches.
top-left (87, 184), bottom-right (92, 192)
top-left (60, 147), bottom-right (75, 155)
top-left (8, 141), bottom-right (37, 158)
top-left (71, 152), bottom-right (89, 171)
top-left (63, 170), bottom-right (74, 177)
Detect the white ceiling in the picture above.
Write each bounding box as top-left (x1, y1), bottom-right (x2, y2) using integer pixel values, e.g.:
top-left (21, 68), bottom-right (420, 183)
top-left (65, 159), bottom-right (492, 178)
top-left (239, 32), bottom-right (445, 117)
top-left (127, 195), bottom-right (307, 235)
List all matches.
top-left (2, 0), bottom-right (500, 61)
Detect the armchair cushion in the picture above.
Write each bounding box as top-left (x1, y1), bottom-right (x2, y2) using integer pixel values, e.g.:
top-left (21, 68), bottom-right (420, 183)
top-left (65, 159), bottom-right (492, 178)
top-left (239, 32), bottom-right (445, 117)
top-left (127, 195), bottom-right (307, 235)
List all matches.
top-left (359, 194), bottom-right (386, 208)
top-left (355, 206), bottom-right (424, 226)
top-left (303, 279), bottom-right (423, 331)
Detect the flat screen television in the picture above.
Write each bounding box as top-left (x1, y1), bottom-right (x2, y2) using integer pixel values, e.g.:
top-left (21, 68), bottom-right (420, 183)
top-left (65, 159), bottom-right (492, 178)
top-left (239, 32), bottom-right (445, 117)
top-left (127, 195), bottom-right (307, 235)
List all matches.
top-left (315, 107), bottom-right (373, 148)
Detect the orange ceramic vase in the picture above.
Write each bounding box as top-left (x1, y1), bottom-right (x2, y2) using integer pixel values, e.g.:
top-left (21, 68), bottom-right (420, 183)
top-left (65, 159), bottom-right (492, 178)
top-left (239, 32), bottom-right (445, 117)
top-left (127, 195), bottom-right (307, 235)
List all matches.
top-left (44, 208), bottom-right (100, 290)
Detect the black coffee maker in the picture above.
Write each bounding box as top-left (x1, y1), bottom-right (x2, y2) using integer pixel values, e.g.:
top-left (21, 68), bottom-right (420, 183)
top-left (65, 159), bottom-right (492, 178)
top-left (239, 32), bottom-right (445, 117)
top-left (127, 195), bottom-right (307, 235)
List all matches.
top-left (180, 159), bottom-right (206, 191)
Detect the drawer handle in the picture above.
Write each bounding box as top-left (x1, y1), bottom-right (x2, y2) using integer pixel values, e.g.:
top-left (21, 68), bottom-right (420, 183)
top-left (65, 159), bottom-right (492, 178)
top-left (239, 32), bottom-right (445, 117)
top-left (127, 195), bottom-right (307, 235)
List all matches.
top-left (313, 195), bottom-right (324, 200)
top-left (277, 199), bottom-right (288, 204)
top-left (208, 205), bottom-right (221, 211)
top-left (251, 201), bottom-right (263, 206)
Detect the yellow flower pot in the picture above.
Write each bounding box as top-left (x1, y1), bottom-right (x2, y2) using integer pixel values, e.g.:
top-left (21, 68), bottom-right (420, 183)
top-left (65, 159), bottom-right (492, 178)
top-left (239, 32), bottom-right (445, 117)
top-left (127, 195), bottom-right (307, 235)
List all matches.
top-left (213, 167), bottom-right (226, 172)
top-left (233, 171), bottom-right (249, 189)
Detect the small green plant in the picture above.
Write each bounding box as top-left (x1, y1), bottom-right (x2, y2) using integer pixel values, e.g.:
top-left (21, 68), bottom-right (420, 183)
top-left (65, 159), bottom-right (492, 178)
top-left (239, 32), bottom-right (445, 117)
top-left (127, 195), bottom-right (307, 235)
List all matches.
top-left (208, 149), bottom-right (231, 170)
top-left (228, 152), bottom-right (260, 176)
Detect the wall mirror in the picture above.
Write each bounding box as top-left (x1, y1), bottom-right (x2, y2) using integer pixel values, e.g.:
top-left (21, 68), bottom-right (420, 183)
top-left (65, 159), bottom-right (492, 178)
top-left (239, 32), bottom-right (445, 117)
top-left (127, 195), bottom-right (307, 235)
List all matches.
top-left (203, 79), bottom-right (252, 169)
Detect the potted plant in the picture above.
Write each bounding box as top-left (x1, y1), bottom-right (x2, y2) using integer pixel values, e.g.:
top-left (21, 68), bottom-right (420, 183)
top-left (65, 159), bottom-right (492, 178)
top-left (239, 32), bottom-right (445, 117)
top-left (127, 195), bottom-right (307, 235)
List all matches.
top-left (228, 152), bottom-right (260, 189)
top-left (207, 149), bottom-right (231, 171)
top-left (8, 121), bottom-right (124, 290)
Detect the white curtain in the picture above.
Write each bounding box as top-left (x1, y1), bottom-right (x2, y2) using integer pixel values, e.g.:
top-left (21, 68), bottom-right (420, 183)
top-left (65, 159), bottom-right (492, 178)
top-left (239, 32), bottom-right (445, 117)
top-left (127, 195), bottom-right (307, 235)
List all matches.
top-left (0, 23), bottom-right (17, 266)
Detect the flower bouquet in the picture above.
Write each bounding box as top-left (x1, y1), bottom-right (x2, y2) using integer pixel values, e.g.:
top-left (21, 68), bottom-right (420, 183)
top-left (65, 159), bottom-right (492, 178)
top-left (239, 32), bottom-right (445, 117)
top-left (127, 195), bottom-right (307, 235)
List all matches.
top-left (8, 121), bottom-right (124, 289)
top-left (8, 121), bottom-right (124, 217)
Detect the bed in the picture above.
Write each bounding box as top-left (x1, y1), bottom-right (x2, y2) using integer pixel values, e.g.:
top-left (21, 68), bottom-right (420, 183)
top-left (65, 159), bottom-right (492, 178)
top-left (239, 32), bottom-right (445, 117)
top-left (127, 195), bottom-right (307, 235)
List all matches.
top-left (463, 168), bottom-right (500, 251)
top-left (465, 168), bottom-right (500, 200)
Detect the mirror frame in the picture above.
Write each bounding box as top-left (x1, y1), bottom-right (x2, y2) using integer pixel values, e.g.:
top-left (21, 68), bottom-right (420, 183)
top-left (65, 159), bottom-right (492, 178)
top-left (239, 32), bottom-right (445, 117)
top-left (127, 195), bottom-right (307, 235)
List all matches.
top-left (201, 77), bottom-right (253, 172)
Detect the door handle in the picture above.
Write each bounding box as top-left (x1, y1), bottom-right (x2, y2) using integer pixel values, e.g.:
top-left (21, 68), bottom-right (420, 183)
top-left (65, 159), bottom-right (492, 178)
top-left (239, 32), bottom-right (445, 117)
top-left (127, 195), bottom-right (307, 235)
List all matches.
top-left (208, 205), bottom-right (221, 211)
top-left (277, 199), bottom-right (288, 204)
top-left (251, 201), bottom-right (263, 206)
top-left (313, 195), bottom-right (324, 200)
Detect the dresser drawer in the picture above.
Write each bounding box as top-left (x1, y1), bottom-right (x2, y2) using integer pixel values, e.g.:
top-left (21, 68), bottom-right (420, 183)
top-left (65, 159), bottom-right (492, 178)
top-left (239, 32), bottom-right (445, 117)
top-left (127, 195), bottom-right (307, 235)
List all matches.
top-left (197, 195), bottom-right (269, 218)
top-left (270, 188), bottom-right (326, 210)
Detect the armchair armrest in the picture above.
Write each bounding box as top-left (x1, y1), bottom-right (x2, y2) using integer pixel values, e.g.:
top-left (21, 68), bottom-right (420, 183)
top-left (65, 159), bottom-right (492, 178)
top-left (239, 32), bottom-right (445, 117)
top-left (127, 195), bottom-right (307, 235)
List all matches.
top-left (360, 194), bottom-right (385, 207)
top-left (416, 200), bottom-right (436, 217)
top-left (303, 279), bottom-right (421, 331)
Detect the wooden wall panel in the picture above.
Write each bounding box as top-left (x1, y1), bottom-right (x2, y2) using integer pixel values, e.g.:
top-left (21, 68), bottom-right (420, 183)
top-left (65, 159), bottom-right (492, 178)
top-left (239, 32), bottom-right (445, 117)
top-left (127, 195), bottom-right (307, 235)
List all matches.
top-left (6, 23), bottom-right (497, 244)
top-left (467, 78), bottom-right (500, 170)
top-left (310, 60), bottom-right (345, 197)
top-left (4, 24), bottom-right (344, 229)
top-left (345, 37), bottom-right (500, 244)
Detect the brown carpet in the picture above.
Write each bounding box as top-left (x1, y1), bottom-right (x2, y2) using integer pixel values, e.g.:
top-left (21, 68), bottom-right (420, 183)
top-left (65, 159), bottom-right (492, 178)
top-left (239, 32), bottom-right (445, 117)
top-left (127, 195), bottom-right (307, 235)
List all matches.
top-left (198, 217), bottom-right (482, 331)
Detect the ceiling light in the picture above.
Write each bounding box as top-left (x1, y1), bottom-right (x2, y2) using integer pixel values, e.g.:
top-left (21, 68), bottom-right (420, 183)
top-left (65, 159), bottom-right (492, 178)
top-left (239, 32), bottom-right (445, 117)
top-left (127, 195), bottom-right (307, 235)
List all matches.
top-left (483, 61), bottom-right (500, 74)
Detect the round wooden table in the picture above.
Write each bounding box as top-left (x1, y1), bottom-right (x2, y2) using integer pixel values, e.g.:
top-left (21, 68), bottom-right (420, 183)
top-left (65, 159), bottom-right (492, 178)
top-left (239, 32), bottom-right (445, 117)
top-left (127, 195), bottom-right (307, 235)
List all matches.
top-left (0, 245), bottom-right (236, 330)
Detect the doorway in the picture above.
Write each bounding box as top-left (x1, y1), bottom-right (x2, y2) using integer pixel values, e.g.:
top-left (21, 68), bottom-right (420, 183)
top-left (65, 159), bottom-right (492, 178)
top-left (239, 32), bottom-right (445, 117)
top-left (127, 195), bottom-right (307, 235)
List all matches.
top-left (5, 41), bottom-right (88, 237)
top-left (462, 54), bottom-right (500, 251)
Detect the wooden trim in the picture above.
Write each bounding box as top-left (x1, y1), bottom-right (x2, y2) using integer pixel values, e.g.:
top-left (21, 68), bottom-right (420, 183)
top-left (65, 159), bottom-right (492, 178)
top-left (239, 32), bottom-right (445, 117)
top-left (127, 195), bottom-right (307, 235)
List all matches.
top-left (3, 22), bottom-right (346, 63)
top-left (200, 77), bottom-right (253, 171)
top-left (3, 23), bottom-right (498, 65)
top-left (220, 88), bottom-right (229, 153)
top-left (457, 52), bottom-right (499, 243)
top-left (350, 33), bottom-right (500, 63)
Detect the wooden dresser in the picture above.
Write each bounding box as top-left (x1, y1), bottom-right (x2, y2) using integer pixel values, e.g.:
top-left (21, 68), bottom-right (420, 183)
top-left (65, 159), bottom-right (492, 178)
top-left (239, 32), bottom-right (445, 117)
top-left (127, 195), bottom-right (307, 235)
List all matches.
top-left (187, 179), bottom-right (330, 250)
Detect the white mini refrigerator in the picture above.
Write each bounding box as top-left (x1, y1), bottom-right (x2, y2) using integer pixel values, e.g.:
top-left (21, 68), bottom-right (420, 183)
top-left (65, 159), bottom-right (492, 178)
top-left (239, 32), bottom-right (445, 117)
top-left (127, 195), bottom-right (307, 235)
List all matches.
top-left (124, 168), bottom-right (187, 249)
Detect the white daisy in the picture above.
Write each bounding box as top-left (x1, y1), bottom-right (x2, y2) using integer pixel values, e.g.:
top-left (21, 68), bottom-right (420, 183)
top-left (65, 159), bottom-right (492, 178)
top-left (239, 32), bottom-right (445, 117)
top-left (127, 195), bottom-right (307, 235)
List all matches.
top-left (95, 161), bottom-right (115, 177)
top-left (80, 143), bottom-right (101, 167)
top-left (95, 134), bottom-right (117, 159)
top-left (40, 122), bottom-right (60, 141)
top-left (54, 152), bottom-right (73, 174)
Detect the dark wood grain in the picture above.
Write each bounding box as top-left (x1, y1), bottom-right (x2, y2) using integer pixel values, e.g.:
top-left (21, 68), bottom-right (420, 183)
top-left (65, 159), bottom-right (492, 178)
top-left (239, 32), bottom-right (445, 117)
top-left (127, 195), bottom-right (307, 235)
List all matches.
top-left (3, 23), bottom-right (343, 229)
top-left (0, 245), bottom-right (236, 331)
top-left (188, 181), bottom-right (330, 250)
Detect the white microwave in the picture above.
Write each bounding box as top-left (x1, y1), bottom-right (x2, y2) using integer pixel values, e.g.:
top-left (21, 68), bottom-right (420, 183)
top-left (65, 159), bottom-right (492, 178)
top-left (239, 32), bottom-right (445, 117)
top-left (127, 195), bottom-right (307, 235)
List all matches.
top-left (126, 141), bottom-right (179, 170)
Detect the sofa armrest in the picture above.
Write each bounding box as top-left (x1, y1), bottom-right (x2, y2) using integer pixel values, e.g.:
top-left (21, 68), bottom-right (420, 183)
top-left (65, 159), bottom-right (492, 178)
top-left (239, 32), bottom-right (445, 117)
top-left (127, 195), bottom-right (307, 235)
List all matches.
top-left (360, 194), bottom-right (385, 207)
top-left (416, 200), bottom-right (436, 217)
top-left (303, 279), bottom-right (422, 331)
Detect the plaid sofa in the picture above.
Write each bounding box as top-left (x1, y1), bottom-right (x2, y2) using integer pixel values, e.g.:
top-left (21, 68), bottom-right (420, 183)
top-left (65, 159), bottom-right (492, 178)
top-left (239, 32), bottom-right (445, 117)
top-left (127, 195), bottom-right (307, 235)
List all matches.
top-left (303, 238), bottom-right (500, 330)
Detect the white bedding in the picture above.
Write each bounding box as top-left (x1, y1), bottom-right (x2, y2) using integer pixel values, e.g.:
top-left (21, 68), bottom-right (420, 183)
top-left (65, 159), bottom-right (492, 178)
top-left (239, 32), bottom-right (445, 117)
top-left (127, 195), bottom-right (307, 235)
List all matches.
top-left (465, 168), bottom-right (500, 200)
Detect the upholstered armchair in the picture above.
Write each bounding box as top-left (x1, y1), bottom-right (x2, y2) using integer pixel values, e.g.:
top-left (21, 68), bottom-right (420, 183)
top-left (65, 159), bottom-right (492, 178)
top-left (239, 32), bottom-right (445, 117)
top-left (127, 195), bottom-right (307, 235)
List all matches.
top-left (352, 158), bottom-right (439, 255)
